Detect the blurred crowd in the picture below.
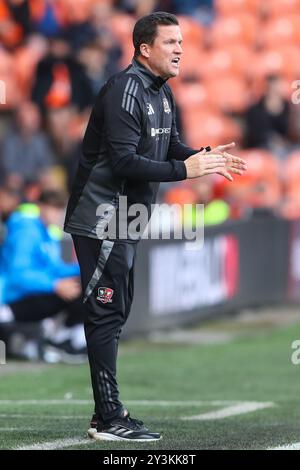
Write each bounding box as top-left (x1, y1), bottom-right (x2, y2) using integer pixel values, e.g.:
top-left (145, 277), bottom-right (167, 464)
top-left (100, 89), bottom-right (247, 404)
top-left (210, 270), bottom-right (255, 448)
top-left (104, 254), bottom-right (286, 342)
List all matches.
top-left (1, 0), bottom-right (300, 361)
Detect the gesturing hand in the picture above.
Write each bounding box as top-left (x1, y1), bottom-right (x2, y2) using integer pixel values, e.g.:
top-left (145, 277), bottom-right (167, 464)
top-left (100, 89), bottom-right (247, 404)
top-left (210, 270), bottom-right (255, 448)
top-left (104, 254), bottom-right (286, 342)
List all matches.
top-left (207, 142), bottom-right (248, 181)
top-left (184, 149), bottom-right (228, 179)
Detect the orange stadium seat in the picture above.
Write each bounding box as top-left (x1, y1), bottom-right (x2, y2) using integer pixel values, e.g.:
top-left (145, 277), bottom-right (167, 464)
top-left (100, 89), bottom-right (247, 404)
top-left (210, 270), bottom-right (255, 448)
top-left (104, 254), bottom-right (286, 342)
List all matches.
top-left (175, 46), bottom-right (205, 80)
top-left (264, 0), bottom-right (300, 18)
top-left (209, 13), bottom-right (258, 47)
top-left (240, 149), bottom-right (280, 179)
top-left (164, 186), bottom-right (198, 206)
top-left (0, 0), bottom-right (24, 47)
top-left (201, 45), bottom-right (255, 79)
top-left (63, 0), bottom-right (95, 23)
top-left (109, 13), bottom-right (136, 44)
top-left (14, 37), bottom-right (48, 98)
top-left (177, 15), bottom-right (204, 46)
top-left (0, 49), bottom-right (23, 107)
top-left (283, 151), bottom-right (300, 196)
top-left (253, 47), bottom-right (300, 82)
top-left (183, 110), bottom-right (242, 149)
top-left (261, 16), bottom-right (300, 48)
top-left (215, 0), bottom-right (261, 16)
top-left (279, 199), bottom-right (300, 219)
top-left (224, 148), bottom-right (281, 209)
top-left (204, 75), bottom-right (250, 113)
top-left (173, 81), bottom-right (210, 111)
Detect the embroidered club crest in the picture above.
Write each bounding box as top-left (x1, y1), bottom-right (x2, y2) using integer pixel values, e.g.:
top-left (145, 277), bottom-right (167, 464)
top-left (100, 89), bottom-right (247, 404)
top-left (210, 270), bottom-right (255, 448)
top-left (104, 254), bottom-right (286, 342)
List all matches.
top-left (163, 98), bottom-right (171, 114)
top-left (97, 287), bottom-right (114, 304)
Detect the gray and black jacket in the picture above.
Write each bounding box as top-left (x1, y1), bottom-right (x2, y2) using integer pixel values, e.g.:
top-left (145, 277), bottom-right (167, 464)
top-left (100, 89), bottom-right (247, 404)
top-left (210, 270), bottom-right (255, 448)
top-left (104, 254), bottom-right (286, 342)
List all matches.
top-left (64, 59), bottom-right (205, 240)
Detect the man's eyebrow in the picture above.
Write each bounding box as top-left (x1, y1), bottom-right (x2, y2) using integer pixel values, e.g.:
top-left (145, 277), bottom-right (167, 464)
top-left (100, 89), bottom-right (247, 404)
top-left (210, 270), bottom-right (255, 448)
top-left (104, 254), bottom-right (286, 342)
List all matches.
top-left (164, 38), bottom-right (183, 42)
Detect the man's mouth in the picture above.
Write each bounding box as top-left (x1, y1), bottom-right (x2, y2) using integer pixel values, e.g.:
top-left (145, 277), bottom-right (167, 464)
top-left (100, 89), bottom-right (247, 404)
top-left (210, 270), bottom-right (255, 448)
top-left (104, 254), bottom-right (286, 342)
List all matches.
top-left (171, 57), bottom-right (180, 66)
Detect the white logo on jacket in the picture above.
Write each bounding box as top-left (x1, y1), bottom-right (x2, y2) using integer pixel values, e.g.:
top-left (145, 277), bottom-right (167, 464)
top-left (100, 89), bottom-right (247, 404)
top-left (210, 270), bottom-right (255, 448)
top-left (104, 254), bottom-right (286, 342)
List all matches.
top-left (147, 103), bottom-right (155, 115)
top-left (151, 128), bottom-right (171, 137)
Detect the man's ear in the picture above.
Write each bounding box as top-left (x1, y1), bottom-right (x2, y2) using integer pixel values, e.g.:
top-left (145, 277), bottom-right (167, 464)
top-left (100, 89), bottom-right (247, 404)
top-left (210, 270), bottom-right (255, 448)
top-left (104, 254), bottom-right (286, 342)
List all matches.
top-left (140, 43), bottom-right (151, 59)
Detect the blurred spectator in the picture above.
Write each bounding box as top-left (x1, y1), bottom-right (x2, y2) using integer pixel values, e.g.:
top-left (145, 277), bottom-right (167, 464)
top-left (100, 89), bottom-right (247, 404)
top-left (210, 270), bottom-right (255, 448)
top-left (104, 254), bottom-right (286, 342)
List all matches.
top-left (115, 0), bottom-right (158, 16)
top-left (14, 33), bottom-right (49, 100)
top-left (0, 190), bottom-right (86, 359)
top-left (288, 99), bottom-right (300, 147)
top-left (88, 2), bottom-right (123, 69)
top-left (5, 0), bottom-right (31, 37)
top-left (29, 0), bottom-right (67, 38)
top-left (0, 101), bottom-right (55, 185)
top-left (31, 33), bottom-right (94, 111)
top-left (0, 182), bottom-right (23, 251)
top-left (188, 176), bottom-right (230, 226)
top-left (0, 0), bottom-right (25, 48)
top-left (0, 181), bottom-right (22, 224)
top-left (45, 105), bottom-right (83, 188)
top-left (164, 177), bottom-right (230, 227)
top-left (0, 1), bottom-right (299, 228)
top-left (244, 75), bottom-right (290, 159)
top-left (77, 41), bottom-right (120, 96)
top-left (172, 0), bottom-right (214, 24)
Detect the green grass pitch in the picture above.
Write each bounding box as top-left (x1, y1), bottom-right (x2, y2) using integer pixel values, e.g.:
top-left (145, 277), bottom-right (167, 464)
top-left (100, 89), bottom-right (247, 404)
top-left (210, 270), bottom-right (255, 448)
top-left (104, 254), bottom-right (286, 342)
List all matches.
top-left (1, 318), bottom-right (300, 450)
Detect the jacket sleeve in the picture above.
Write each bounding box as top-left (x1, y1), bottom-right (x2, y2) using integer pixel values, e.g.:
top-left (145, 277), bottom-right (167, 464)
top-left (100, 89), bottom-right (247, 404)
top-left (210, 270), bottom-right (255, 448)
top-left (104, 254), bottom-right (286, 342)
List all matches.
top-left (103, 76), bottom-right (187, 182)
top-left (166, 87), bottom-right (210, 161)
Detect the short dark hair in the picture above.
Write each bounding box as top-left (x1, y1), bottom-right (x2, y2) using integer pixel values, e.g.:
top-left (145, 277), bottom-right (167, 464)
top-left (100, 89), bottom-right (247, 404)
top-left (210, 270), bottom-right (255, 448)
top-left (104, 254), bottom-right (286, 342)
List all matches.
top-left (133, 12), bottom-right (179, 58)
top-left (38, 190), bottom-right (67, 208)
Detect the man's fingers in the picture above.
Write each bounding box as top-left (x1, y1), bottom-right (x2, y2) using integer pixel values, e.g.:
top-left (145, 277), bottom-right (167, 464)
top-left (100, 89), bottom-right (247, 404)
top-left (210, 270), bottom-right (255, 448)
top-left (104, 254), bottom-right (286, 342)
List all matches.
top-left (204, 162), bottom-right (226, 169)
top-left (216, 142), bottom-right (236, 152)
top-left (223, 152), bottom-right (247, 166)
top-left (205, 167), bottom-right (233, 180)
top-left (217, 170), bottom-right (234, 181)
top-left (228, 168), bottom-right (244, 175)
top-left (231, 165), bottom-right (247, 172)
top-left (201, 155), bottom-right (227, 163)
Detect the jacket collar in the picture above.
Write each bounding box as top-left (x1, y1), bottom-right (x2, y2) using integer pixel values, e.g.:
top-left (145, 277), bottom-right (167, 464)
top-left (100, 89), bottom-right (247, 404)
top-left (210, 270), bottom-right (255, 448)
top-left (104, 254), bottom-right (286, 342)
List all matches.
top-left (131, 58), bottom-right (167, 91)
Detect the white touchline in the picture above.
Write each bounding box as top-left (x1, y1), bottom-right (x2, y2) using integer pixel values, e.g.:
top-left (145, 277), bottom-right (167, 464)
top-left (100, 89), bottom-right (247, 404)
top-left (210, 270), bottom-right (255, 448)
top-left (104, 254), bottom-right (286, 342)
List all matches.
top-left (0, 414), bottom-right (89, 419)
top-left (14, 438), bottom-right (93, 451)
top-left (3, 400), bottom-right (276, 450)
top-left (126, 400), bottom-right (238, 406)
top-left (0, 399), bottom-right (239, 406)
top-left (181, 401), bottom-right (274, 420)
top-left (0, 428), bottom-right (36, 431)
top-left (268, 442), bottom-right (300, 451)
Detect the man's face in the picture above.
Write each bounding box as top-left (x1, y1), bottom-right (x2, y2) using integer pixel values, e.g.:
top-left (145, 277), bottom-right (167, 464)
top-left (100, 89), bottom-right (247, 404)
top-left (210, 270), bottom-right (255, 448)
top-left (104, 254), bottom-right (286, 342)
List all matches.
top-left (142, 25), bottom-right (183, 79)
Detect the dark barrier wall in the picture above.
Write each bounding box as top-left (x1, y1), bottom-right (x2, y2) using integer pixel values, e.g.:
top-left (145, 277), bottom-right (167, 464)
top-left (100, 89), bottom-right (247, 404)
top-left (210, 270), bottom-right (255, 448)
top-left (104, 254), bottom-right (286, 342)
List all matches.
top-left (63, 216), bottom-right (291, 337)
top-left (123, 216), bottom-right (290, 336)
top-left (287, 220), bottom-right (300, 302)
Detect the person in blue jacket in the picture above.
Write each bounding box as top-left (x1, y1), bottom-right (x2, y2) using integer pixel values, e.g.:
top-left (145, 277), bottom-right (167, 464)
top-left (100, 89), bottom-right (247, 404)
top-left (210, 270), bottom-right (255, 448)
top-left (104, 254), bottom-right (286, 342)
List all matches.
top-left (0, 190), bottom-right (83, 332)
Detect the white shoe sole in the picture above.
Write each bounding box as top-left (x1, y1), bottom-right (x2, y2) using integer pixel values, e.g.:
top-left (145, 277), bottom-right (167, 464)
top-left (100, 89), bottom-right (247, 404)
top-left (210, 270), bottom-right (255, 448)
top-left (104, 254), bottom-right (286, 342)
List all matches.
top-left (87, 427), bottom-right (97, 437)
top-left (87, 428), bottom-right (161, 442)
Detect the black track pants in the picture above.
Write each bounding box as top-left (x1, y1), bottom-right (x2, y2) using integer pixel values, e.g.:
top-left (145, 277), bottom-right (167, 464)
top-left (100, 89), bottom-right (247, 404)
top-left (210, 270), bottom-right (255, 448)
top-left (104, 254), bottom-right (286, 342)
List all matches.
top-left (72, 234), bottom-right (138, 423)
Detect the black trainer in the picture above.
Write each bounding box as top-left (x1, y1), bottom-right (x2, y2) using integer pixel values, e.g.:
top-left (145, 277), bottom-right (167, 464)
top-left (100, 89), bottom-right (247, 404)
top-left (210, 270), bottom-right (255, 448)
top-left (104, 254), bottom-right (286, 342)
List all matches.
top-left (87, 409), bottom-right (161, 442)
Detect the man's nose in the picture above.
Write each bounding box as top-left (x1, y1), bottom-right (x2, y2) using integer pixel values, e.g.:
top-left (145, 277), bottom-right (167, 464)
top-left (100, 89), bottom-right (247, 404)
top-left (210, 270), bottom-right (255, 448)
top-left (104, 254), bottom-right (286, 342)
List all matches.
top-left (174, 43), bottom-right (182, 54)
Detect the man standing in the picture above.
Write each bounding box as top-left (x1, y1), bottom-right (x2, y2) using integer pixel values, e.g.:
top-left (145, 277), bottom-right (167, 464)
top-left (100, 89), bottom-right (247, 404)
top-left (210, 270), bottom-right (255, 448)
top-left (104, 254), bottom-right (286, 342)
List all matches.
top-left (64, 12), bottom-right (247, 441)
